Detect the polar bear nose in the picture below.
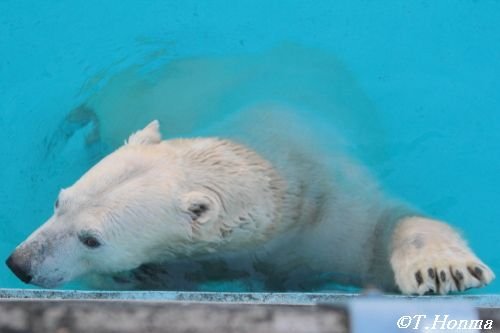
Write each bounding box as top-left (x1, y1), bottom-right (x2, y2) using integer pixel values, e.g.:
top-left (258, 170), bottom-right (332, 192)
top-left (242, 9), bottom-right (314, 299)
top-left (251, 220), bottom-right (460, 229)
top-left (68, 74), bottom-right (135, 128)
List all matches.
top-left (6, 252), bottom-right (32, 284)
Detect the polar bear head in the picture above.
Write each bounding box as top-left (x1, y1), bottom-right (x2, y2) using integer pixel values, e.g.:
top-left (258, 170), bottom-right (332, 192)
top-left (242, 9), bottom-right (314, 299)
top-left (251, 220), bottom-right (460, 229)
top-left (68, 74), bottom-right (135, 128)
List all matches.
top-left (6, 121), bottom-right (283, 288)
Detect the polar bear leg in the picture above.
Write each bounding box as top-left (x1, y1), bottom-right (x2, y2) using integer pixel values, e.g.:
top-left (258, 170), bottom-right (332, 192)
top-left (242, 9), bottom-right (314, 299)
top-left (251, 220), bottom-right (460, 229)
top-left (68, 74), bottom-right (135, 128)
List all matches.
top-left (390, 217), bottom-right (495, 295)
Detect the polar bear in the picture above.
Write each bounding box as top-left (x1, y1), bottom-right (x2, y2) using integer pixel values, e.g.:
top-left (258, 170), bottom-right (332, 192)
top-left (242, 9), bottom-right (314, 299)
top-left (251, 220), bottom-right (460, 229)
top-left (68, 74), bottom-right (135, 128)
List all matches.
top-left (6, 107), bottom-right (494, 294)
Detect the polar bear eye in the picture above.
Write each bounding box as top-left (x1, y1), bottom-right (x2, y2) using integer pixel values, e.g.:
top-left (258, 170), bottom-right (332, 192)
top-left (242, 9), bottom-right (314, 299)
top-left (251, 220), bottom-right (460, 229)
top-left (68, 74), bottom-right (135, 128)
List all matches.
top-left (55, 198), bottom-right (59, 209)
top-left (78, 234), bottom-right (101, 249)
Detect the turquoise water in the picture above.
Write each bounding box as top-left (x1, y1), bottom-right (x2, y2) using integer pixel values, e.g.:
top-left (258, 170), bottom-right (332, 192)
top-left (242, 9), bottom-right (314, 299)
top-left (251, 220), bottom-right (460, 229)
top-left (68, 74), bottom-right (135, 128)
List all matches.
top-left (0, 0), bottom-right (499, 293)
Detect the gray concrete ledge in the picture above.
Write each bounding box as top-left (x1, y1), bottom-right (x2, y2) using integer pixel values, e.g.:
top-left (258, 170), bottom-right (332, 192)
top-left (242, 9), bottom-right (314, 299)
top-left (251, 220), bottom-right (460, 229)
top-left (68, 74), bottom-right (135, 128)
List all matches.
top-left (1, 290), bottom-right (500, 333)
top-left (1, 299), bottom-right (500, 333)
top-left (1, 289), bottom-right (500, 308)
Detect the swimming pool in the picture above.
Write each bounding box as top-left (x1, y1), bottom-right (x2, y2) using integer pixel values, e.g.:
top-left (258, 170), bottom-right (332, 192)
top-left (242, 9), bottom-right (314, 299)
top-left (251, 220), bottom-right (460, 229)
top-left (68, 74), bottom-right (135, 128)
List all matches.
top-left (1, 0), bottom-right (499, 294)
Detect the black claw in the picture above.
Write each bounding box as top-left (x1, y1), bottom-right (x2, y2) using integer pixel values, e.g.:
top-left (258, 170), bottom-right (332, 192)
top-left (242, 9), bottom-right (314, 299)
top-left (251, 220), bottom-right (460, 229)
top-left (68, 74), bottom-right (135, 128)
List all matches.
top-left (440, 271), bottom-right (446, 282)
top-left (455, 270), bottom-right (464, 281)
top-left (428, 268), bottom-right (435, 279)
top-left (433, 268), bottom-right (440, 293)
top-left (475, 267), bottom-right (484, 279)
top-left (450, 266), bottom-right (463, 291)
top-left (415, 271), bottom-right (423, 286)
top-left (468, 266), bottom-right (484, 282)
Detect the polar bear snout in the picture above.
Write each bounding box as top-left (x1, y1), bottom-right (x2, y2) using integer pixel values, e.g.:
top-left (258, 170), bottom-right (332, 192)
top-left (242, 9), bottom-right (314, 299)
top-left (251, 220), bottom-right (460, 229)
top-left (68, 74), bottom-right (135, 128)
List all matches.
top-left (5, 239), bottom-right (74, 289)
top-left (6, 250), bottom-right (33, 284)
top-left (5, 220), bottom-right (83, 289)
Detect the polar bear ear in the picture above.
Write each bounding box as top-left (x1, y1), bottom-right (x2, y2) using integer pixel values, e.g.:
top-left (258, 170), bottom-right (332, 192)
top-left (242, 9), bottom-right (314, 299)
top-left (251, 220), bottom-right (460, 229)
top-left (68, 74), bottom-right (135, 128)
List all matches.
top-left (180, 191), bottom-right (220, 226)
top-left (126, 120), bottom-right (162, 145)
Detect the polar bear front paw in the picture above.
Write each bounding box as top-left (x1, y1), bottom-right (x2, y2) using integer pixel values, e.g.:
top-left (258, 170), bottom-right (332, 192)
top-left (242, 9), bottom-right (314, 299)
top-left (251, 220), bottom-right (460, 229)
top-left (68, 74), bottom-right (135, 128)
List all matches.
top-left (390, 217), bottom-right (495, 295)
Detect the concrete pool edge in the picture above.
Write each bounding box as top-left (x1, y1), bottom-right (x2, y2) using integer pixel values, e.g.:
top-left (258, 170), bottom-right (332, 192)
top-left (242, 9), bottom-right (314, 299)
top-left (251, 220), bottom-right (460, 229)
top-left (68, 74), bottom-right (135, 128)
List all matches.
top-left (1, 289), bottom-right (500, 308)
